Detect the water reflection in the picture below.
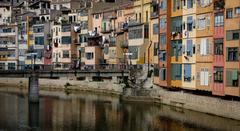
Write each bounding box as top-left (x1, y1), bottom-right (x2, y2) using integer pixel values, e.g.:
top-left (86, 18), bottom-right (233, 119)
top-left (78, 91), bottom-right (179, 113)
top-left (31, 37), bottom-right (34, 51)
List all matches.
top-left (0, 91), bottom-right (240, 131)
top-left (29, 102), bottom-right (39, 130)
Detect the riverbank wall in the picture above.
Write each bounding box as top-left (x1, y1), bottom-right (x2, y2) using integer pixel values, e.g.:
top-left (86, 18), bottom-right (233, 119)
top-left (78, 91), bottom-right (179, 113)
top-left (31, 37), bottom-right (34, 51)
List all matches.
top-left (0, 77), bottom-right (124, 96)
top-left (0, 78), bottom-right (240, 120)
top-left (124, 87), bottom-right (240, 120)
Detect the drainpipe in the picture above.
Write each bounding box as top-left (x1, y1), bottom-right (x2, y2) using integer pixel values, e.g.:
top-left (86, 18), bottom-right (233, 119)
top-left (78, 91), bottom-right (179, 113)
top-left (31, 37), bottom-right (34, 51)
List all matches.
top-left (148, 41), bottom-right (152, 76)
top-left (79, 49), bottom-right (81, 70)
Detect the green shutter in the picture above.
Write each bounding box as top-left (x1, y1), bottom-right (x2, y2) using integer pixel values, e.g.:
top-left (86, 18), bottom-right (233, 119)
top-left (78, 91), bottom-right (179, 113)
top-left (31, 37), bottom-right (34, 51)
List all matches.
top-left (226, 31), bottom-right (232, 41)
top-left (226, 70), bottom-right (232, 86)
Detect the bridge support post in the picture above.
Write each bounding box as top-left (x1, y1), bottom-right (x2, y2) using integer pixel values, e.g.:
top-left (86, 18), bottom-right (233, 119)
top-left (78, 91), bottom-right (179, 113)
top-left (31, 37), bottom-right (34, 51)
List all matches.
top-left (28, 74), bottom-right (39, 103)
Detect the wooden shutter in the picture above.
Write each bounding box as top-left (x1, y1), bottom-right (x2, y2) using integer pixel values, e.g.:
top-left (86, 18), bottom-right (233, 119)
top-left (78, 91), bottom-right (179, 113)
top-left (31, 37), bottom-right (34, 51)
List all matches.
top-left (206, 16), bottom-right (210, 27)
top-left (182, 44), bottom-right (185, 54)
top-left (200, 39), bottom-right (204, 55)
top-left (226, 70), bottom-right (232, 86)
top-left (205, 68), bottom-right (209, 86)
top-left (209, 41), bottom-right (212, 54)
top-left (206, 38), bottom-right (209, 55)
top-left (197, 43), bottom-right (200, 54)
top-left (200, 69), bottom-right (205, 86)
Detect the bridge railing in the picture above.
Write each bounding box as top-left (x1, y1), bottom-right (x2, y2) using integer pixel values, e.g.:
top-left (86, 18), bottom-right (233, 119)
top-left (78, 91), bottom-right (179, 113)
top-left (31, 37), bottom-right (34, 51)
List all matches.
top-left (0, 64), bottom-right (129, 72)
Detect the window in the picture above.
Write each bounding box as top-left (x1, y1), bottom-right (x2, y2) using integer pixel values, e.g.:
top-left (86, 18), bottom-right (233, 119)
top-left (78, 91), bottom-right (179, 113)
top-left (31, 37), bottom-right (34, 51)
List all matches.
top-left (159, 50), bottom-right (166, 61)
top-left (35, 36), bottom-right (44, 45)
top-left (200, 38), bottom-right (210, 55)
top-left (160, 17), bottom-right (166, 29)
top-left (197, 17), bottom-right (206, 30)
top-left (173, 0), bottom-right (181, 12)
top-left (146, 11), bottom-right (148, 22)
top-left (8, 63), bottom-right (15, 70)
top-left (95, 14), bottom-right (99, 19)
top-left (214, 67), bottom-right (223, 83)
top-left (62, 25), bottom-right (71, 32)
top-left (214, 39), bottom-right (223, 55)
top-left (197, 0), bottom-right (212, 7)
top-left (0, 63), bottom-right (5, 70)
top-left (200, 68), bottom-right (209, 86)
top-left (81, 21), bottom-right (88, 30)
top-left (86, 52), bottom-right (94, 60)
top-left (73, 16), bottom-right (76, 22)
top-left (226, 70), bottom-right (239, 87)
top-left (104, 45), bottom-right (109, 54)
top-left (159, 0), bottom-right (167, 10)
top-left (235, 7), bottom-right (240, 15)
top-left (128, 26), bottom-right (143, 39)
top-left (118, 10), bottom-right (122, 17)
top-left (63, 64), bottom-right (69, 69)
top-left (154, 42), bottom-right (158, 56)
top-left (197, 15), bottom-right (210, 30)
top-left (62, 50), bottom-right (69, 58)
top-left (171, 40), bottom-right (182, 61)
top-left (154, 67), bottom-right (159, 77)
top-left (128, 46), bottom-right (139, 59)
top-left (171, 64), bottom-right (182, 80)
top-left (226, 30), bottom-right (240, 40)
top-left (186, 39), bottom-right (193, 56)
top-left (79, 34), bottom-right (88, 43)
top-left (33, 26), bottom-right (44, 33)
top-left (214, 13), bottom-right (224, 27)
top-left (153, 24), bottom-right (158, 34)
top-left (187, 16), bottom-right (193, 31)
top-left (54, 5), bottom-right (57, 10)
top-left (159, 68), bottom-right (166, 81)
top-left (62, 36), bottom-right (71, 44)
top-left (80, 48), bottom-right (85, 58)
top-left (160, 34), bottom-right (166, 45)
top-left (226, 9), bottom-right (233, 19)
top-left (227, 47), bottom-right (238, 61)
top-left (144, 24), bottom-right (149, 38)
top-left (187, 0), bottom-right (193, 9)
top-left (139, 13), bottom-right (141, 23)
top-left (184, 64), bottom-right (191, 82)
top-left (171, 16), bottom-right (182, 32)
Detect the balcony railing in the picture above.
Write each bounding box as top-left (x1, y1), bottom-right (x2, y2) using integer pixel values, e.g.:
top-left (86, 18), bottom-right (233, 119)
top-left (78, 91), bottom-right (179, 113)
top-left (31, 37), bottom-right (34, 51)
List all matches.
top-left (214, 0), bottom-right (225, 10)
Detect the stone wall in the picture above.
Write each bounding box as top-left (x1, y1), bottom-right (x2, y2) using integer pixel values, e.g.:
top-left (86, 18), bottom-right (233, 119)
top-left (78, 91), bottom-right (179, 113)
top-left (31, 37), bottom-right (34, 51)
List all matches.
top-left (150, 86), bottom-right (240, 120)
top-left (0, 77), bottom-right (124, 95)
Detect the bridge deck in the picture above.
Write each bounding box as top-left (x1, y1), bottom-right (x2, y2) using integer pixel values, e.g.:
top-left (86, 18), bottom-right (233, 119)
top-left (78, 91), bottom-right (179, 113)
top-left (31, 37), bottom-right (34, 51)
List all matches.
top-left (0, 69), bottom-right (129, 78)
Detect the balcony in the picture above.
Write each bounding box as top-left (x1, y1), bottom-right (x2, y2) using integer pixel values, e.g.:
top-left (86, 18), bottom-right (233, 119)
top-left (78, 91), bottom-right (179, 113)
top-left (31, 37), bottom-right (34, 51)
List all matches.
top-left (121, 40), bottom-right (128, 48)
top-left (101, 21), bottom-right (113, 33)
top-left (151, 12), bottom-right (159, 18)
top-left (171, 32), bottom-right (183, 40)
top-left (214, 0), bottom-right (225, 10)
top-left (150, 0), bottom-right (159, 18)
top-left (121, 22), bottom-right (129, 31)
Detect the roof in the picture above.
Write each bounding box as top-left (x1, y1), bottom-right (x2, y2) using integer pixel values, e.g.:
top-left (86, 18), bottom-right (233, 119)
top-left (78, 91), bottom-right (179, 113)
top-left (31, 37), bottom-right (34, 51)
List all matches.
top-left (0, 2), bottom-right (11, 7)
top-left (14, 1), bottom-right (25, 8)
top-left (29, 0), bottom-right (50, 7)
top-left (91, 0), bottom-right (133, 14)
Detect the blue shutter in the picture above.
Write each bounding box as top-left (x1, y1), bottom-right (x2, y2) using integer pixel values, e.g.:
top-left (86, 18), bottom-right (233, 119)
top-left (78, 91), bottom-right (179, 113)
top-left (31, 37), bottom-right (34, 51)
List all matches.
top-left (187, 40), bottom-right (193, 56)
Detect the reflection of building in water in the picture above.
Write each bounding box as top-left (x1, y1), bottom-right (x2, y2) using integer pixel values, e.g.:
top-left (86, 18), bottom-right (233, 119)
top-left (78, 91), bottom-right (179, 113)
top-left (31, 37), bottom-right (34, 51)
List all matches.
top-left (1, 92), bottom-right (240, 131)
top-left (0, 93), bottom-right (28, 130)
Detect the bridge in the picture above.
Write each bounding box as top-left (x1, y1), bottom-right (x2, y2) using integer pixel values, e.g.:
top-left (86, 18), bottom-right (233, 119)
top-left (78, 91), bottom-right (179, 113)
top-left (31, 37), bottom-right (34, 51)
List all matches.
top-left (0, 66), bottom-right (129, 102)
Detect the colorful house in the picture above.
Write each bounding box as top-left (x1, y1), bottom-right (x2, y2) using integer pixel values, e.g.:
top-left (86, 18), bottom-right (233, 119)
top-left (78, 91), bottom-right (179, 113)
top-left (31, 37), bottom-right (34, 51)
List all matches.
top-left (212, 0), bottom-right (225, 96)
top-left (224, 0), bottom-right (240, 97)
top-left (158, 0), bottom-right (172, 88)
top-left (196, 0), bottom-right (214, 92)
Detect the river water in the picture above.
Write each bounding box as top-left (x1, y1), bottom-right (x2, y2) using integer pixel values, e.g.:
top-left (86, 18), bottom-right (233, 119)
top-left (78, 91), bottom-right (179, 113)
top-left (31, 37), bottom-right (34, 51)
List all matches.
top-left (0, 89), bottom-right (240, 131)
